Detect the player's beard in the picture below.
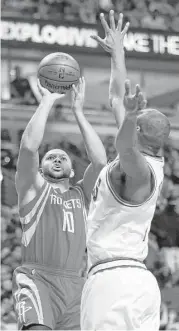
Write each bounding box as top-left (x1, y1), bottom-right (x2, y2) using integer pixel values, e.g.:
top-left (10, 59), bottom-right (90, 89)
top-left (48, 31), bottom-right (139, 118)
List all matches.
top-left (43, 169), bottom-right (70, 183)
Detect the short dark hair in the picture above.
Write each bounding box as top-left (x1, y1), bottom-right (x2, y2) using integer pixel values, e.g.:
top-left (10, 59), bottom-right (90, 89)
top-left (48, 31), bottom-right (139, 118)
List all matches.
top-left (137, 109), bottom-right (170, 153)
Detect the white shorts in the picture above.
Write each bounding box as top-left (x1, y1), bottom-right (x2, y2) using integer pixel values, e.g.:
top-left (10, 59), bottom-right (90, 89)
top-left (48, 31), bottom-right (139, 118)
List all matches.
top-left (81, 266), bottom-right (161, 330)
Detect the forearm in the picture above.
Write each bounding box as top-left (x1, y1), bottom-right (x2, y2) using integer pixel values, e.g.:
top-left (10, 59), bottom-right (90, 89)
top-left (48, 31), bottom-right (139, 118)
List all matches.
top-left (116, 113), bottom-right (137, 152)
top-left (115, 113), bottom-right (149, 178)
top-left (109, 50), bottom-right (126, 100)
top-left (109, 50), bottom-right (127, 128)
top-left (74, 110), bottom-right (107, 166)
top-left (21, 96), bottom-right (54, 152)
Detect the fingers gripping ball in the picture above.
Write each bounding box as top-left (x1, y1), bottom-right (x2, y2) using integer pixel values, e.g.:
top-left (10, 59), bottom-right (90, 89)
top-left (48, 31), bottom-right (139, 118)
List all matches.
top-left (38, 52), bottom-right (80, 94)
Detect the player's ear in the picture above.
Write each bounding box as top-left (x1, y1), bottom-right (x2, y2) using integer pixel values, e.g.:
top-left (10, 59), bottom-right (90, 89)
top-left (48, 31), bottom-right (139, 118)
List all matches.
top-left (39, 168), bottom-right (44, 176)
top-left (136, 126), bottom-right (140, 132)
top-left (70, 168), bottom-right (75, 178)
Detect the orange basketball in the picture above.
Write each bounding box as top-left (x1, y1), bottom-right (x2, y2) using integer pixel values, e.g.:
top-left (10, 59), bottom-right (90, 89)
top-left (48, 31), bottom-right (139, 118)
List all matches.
top-left (38, 52), bottom-right (80, 94)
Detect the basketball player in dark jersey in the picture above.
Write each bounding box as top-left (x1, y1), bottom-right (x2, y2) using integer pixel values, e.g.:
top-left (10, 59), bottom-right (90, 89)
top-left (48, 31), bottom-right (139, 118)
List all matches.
top-left (12, 77), bottom-right (107, 330)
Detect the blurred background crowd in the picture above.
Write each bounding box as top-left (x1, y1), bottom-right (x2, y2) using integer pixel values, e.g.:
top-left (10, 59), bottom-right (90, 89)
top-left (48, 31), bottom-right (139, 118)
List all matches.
top-left (2, 0), bottom-right (179, 31)
top-left (1, 0), bottom-right (179, 330)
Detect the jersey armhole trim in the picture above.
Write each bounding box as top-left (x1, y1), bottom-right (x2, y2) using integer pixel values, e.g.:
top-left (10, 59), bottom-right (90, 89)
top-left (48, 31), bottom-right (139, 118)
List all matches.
top-left (74, 185), bottom-right (88, 229)
top-left (75, 181), bottom-right (89, 210)
top-left (106, 161), bottom-right (157, 207)
top-left (142, 153), bottom-right (164, 163)
top-left (19, 181), bottom-right (50, 219)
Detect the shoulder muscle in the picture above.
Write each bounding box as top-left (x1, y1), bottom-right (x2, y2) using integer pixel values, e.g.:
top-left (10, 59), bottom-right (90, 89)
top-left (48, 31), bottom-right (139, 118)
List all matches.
top-left (16, 171), bottom-right (45, 208)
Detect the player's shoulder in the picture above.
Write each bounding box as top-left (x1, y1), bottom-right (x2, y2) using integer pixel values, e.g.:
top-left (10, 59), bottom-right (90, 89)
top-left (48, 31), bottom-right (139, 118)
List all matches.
top-left (73, 180), bottom-right (89, 209)
top-left (106, 155), bottom-right (121, 175)
top-left (70, 181), bottom-right (84, 195)
top-left (143, 154), bottom-right (164, 175)
top-left (15, 170), bottom-right (45, 194)
top-left (18, 179), bottom-right (50, 218)
top-left (143, 154), bottom-right (164, 164)
top-left (107, 155), bottom-right (120, 166)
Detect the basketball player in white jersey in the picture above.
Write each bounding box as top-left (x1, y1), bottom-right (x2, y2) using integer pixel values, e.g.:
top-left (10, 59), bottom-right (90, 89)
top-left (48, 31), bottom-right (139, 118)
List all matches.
top-left (81, 11), bottom-right (171, 331)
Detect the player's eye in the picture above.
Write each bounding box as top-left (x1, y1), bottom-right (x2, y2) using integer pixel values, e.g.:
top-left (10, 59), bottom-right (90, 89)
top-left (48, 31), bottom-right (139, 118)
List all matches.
top-left (61, 156), bottom-right (67, 161)
top-left (48, 156), bottom-right (54, 160)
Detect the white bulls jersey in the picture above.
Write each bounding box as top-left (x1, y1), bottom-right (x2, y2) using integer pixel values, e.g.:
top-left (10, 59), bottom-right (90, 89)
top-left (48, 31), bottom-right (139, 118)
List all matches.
top-left (87, 154), bottom-right (164, 271)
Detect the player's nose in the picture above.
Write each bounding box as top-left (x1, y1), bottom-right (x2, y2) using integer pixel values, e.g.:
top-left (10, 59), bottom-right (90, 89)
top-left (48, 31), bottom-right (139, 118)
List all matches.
top-left (54, 157), bottom-right (61, 163)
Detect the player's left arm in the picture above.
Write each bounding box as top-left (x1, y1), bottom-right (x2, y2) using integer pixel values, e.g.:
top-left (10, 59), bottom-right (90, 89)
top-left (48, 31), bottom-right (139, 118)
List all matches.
top-left (114, 80), bottom-right (150, 182)
top-left (92, 10), bottom-right (146, 130)
top-left (71, 77), bottom-right (107, 203)
top-left (91, 11), bottom-right (129, 129)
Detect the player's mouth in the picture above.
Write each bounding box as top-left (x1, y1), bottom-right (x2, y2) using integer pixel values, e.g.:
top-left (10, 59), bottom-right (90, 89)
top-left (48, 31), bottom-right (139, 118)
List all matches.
top-left (52, 166), bottom-right (62, 172)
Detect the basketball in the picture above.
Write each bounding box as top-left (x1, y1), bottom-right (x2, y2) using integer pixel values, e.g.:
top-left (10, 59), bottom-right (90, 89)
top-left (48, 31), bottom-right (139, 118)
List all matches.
top-left (38, 52), bottom-right (80, 94)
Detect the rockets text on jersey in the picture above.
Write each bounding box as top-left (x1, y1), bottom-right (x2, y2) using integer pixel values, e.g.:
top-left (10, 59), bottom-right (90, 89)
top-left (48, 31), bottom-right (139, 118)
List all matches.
top-left (19, 182), bottom-right (87, 272)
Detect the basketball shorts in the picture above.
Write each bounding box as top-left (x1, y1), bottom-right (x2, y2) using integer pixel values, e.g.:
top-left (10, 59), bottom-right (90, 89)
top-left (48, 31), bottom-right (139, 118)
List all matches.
top-left (81, 266), bottom-right (161, 330)
top-left (12, 263), bottom-right (85, 330)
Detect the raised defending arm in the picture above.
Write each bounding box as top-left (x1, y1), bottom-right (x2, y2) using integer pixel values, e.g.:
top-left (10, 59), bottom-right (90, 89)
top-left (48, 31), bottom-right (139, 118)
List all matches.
top-left (91, 10), bottom-right (129, 129)
top-left (109, 12), bottom-right (129, 129)
top-left (91, 10), bottom-right (146, 129)
top-left (115, 80), bottom-right (150, 180)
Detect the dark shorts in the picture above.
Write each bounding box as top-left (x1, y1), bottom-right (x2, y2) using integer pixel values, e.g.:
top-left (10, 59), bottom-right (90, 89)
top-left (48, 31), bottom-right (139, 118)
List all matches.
top-left (12, 263), bottom-right (85, 330)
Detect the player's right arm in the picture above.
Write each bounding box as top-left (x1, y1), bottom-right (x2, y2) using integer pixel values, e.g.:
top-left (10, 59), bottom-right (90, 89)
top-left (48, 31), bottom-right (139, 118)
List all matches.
top-left (110, 81), bottom-right (151, 203)
top-left (115, 81), bottom-right (149, 178)
top-left (16, 81), bottom-right (65, 207)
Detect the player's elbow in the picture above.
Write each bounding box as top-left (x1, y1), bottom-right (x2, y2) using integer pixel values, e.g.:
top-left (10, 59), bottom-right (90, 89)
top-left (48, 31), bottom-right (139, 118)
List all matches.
top-left (20, 142), bottom-right (35, 154)
top-left (20, 134), bottom-right (38, 153)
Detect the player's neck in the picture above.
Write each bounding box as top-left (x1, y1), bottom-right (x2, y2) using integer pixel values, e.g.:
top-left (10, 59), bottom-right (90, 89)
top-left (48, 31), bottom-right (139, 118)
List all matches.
top-left (45, 176), bottom-right (70, 192)
top-left (50, 179), bottom-right (70, 192)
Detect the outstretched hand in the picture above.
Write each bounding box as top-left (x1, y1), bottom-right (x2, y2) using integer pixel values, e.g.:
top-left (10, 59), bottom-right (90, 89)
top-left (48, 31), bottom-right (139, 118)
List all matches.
top-left (37, 79), bottom-right (65, 102)
top-left (123, 80), bottom-right (147, 114)
top-left (91, 10), bottom-right (129, 54)
top-left (71, 77), bottom-right (85, 112)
